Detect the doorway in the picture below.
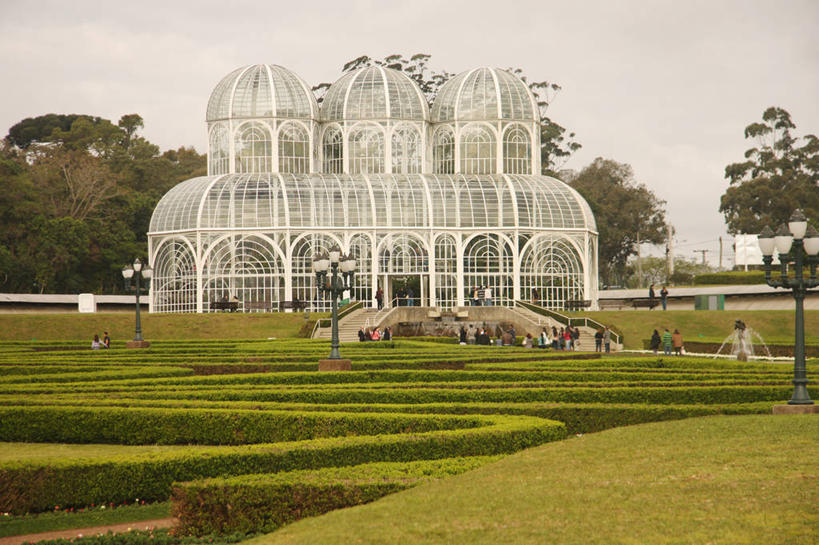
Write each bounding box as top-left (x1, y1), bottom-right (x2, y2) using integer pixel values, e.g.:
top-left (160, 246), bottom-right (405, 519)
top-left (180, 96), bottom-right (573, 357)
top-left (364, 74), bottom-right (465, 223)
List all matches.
top-left (386, 275), bottom-right (428, 307)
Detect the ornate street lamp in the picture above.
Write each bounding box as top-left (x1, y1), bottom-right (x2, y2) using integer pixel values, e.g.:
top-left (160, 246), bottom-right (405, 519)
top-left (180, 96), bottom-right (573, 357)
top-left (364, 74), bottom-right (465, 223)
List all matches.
top-left (757, 210), bottom-right (819, 405)
top-left (122, 258), bottom-right (153, 348)
top-left (314, 247), bottom-right (357, 369)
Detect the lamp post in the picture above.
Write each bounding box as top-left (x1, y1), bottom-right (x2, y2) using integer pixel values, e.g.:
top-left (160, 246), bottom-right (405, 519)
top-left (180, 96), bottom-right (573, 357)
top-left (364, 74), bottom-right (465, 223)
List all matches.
top-left (757, 210), bottom-right (819, 406)
top-left (122, 257), bottom-right (153, 348)
top-left (313, 246), bottom-right (356, 369)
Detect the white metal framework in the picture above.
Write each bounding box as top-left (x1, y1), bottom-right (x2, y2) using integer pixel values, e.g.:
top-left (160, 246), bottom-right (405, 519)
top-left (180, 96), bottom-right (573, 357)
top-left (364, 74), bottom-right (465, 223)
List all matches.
top-left (148, 64), bottom-right (598, 313)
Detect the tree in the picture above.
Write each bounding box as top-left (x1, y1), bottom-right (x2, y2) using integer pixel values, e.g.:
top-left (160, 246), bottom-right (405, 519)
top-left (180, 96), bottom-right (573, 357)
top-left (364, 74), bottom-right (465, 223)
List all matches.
top-left (565, 158), bottom-right (668, 286)
top-left (315, 54), bottom-right (581, 174)
top-left (719, 107), bottom-right (818, 234)
top-left (623, 256), bottom-right (712, 288)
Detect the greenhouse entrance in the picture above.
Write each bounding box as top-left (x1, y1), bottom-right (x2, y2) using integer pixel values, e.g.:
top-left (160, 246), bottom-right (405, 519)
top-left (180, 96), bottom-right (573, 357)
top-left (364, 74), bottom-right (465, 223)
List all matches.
top-left (386, 275), bottom-right (427, 307)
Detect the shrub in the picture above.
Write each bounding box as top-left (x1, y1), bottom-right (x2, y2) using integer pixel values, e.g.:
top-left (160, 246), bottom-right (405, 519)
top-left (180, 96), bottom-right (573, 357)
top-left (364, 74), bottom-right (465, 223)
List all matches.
top-left (172, 457), bottom-right (496, 535)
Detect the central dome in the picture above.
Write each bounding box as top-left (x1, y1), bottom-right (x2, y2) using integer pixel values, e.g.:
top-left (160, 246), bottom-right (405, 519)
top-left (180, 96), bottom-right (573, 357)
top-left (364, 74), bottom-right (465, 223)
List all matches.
top-left (321, 66), bottom-right (429, 122)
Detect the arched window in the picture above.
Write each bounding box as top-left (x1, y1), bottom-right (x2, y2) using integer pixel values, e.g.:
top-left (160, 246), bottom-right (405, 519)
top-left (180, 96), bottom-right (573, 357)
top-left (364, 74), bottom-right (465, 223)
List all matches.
top-left (278, 123), bottom-right (309, 174)
top-left (433, 127), bottom-right (455, 174)
top-left (391, 125), bottom-right (421, 174)
top-left (322, 126), bottom-right (343, 174)
top-left (235, 122), bottom-right (272, 173)
top-left (208, 124), bottom-right (229, 175)
top-left (349, 126), bottom-right (384, 174)
top-left (503, 125), bottom-right (531, 174)
top-left (460, 125), bottom-right (496, 175)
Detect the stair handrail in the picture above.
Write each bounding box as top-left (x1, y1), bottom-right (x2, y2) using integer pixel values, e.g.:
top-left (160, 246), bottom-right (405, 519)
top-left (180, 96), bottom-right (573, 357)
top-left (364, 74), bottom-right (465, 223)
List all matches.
top-left (310, 300), bottom-right (363, 339)
top-left (367, 305), bottom-right (399, 330)
top-left (514, 300), bottom-right (622, 345)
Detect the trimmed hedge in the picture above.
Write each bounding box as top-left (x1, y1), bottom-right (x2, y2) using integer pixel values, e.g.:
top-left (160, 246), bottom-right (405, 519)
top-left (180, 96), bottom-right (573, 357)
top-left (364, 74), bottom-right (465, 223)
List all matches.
top-left (0, 406), bottom-right (483, 445)
top-left (693, 271), bottom-right (765, 285)
top-left (172, 457), bottom-right (496, 535)
top-left (0, 414), bottom-right (565, 514)
top-left (16, 528), bottom-right (251, 545)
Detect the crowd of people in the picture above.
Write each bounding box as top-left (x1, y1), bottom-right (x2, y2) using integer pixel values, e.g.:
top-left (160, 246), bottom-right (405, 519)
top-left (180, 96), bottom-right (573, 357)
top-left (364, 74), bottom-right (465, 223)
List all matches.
top-left (649, 328), bottom-right (684, 355)
top-left (358, 326), bottom-right (393, 341)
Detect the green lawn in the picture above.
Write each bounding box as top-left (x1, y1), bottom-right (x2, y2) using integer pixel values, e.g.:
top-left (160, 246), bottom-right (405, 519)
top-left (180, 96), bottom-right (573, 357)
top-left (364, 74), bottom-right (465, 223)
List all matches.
top-left (570, 310), bottom-right (819, 349)
top-left (243, 414), bottom-right (818, 545)
top-left (0, 312), bottom-right (326, 342)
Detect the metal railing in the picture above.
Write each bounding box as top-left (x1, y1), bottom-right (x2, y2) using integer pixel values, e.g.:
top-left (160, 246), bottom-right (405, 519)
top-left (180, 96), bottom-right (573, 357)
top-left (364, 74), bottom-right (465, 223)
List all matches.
top-left (514, 300), bottom-right (622, 345)
top-left (310, 300), bottom-right (363, 339)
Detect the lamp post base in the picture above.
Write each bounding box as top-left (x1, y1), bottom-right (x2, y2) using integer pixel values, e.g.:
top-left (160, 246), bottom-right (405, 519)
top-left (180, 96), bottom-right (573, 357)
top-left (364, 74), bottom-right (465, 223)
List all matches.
top-left (126, 340), bottom-right (152, 349)
top-left (772, 404), bottom-right (818, 415)
top-left (318, 359), bottom-right (352, 371)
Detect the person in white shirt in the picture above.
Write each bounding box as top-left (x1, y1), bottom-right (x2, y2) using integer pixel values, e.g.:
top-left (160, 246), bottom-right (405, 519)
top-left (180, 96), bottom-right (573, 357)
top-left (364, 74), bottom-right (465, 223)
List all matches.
top-left (484, 286), bottom-right (492, 306)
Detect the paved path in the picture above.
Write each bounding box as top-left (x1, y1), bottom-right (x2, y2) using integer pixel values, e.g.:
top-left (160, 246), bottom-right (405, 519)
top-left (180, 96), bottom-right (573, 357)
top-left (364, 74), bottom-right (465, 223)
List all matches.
top-left (0, 518), bottom-right (176, 545)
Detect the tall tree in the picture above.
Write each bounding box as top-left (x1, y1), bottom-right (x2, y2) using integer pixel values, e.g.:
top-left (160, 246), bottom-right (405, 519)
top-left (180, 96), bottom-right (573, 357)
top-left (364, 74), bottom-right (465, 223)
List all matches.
top-left (315, 54), bottom-right (581, 174)
top-left (719, 107), bottom-right (818, 234)
top-left (565, 158), bottom-right (668, 286)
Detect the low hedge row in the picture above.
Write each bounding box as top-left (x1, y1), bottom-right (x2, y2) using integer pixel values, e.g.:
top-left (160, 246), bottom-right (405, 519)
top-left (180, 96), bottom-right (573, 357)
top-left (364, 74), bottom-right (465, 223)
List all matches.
top-left (16, 528), bottom-right (252, 545)
top-left (0, 414), bottom-right (565, 514)
top-left (172, 457), bottom-right (496, 535)
top-left (0, 406), bottom-right (483, 445)
top-left (0, 367), bottom-right (194, 384)
top-left (127, 384), bottom-right (791, 405)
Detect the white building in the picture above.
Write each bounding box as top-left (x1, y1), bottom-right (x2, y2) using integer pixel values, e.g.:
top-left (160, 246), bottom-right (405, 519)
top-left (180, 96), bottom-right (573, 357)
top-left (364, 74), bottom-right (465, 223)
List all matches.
top-left (148, 64), bottom-right (598, 312)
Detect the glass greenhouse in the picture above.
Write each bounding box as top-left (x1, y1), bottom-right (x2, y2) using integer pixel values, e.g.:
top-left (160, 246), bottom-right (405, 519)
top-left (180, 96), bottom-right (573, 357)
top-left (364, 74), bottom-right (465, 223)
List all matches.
top-left (148, 64), bottom-right (598, 313)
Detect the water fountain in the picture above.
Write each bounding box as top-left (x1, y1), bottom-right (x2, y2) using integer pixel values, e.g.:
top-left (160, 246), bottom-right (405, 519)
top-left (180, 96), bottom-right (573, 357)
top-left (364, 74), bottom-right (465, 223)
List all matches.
top-left (714, 319), bottom-right (771, 360)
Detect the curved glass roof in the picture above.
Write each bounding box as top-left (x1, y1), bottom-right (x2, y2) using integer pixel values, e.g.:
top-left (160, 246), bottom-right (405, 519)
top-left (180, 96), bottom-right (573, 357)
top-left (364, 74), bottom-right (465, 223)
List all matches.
top-left (321, 66), bottom-right (429, 122)
top-left (149, 173), bottom-right (595, 233)
top-left (206, 64), bottom-right (318, 122)
top-left (431, 67), bottom-right (539, 123)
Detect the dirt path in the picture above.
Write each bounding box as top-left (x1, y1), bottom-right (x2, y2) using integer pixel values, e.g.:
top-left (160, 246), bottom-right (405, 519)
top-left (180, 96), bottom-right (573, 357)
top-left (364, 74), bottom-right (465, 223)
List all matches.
top-left (0, 517), bottom-right (176, 545)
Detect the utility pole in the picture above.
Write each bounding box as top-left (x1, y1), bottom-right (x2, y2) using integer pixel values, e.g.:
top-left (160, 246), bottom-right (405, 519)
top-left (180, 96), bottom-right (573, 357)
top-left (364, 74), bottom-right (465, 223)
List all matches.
top-left (666, 224), bottom-right (674, 278)
top-left (694, 249), bottom-right (709, 265)
top-left (719, 236), bottom-right (723, 270)
top-left (637, 231), bottom-right (642, 287)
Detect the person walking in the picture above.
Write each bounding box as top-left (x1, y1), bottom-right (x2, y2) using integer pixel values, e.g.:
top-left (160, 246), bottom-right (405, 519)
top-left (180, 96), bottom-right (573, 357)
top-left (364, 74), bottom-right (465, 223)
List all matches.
top-left (660, 286), bottom-right (669, 311)
top-left (539, 328), bottom-right (549, 349)
top-left (382, 327), bottom-right (392, 341)
top-left (672, 329), bottom-right (683, 356)
top-left (594, 329), bottom-right (603, 352)
top-left (662, 328), bottom-right (673, 356)
top-left (571, 326), bottom-right (580, 351)
top-left (603, 327), bottom-right (612, 353)
top-left (103, 331), bottom-right (110, 349)
top-left (650, 329), bottom-right (661, 355)
top-left (375, 288), bottom-right (383, 310)
top-left (358, 327), bottom-right (367, 342)
top-left (459, 326), bottom-right (467, 345)
top-left (91, 334), bottom-right (101, 350)
top-left (467, 324), bottom-right (476, 345)
top-left (552, 326), bottom-right (560, 350)
top-left (648, 284), bottom-right (656, 309)
top-left (484, 285), bottom-right (493, 306)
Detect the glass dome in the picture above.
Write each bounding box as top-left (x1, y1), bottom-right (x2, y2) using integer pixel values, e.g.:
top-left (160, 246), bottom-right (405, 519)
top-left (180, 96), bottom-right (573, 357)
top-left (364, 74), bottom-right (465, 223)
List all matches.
top-left (321, 66), bottom-right (429, 122)
top-left (431, 67), bottom-right (539, 123)
top-left (149, 173), bottom-right (595, 233)
top-left (206, 64), bottom-right (318, 122)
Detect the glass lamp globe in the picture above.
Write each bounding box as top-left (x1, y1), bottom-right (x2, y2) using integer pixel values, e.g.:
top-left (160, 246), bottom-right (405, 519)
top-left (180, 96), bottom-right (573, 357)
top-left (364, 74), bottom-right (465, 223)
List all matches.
top-left (757, 226), bottom-right (776, 257)
top-left (774, 224), bottom-right (794, 255)
top-left (329, 246), bottom-right (341, 264)
top-left (133, 258), bottom-right (143, 272)
top-left (788, 209), bottom-right (808, 240)
top-left (122, 266), bottom-right (134, 279)
top-left (804, 225), bottom-right (819, 256)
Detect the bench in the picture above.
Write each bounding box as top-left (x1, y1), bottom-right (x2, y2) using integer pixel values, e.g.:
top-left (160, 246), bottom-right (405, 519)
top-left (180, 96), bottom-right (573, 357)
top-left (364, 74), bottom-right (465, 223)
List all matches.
top-left (598, 299), bottom-right (628, 310)
top-left (210, 301), bottom-right (238, 312)
top-left (632, 299), bottom-right (659, 310)
top-left (564, 299), bottom-right (592, 310)
top-left (245, 301), bottom-right (274, 312)
top-left (278, 300), bottom-right (307, 312)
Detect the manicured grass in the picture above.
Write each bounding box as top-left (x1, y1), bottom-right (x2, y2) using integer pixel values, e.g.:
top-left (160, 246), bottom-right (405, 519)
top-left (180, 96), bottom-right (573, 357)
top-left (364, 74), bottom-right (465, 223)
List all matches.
top-left (0, 442), bottom-right (195, 463)
top-left (0, 501), bottom-right (170, 538)
top-left (242, 414), bottom-right (819, 545)
top-left (570, 309), bottom-right (819, 349)
top-left (0, 312), bottom-right (327, 342)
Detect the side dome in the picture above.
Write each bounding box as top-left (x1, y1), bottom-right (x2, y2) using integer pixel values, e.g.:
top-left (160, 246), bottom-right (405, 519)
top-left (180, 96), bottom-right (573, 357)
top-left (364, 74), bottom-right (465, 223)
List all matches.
top-left (431, 67), bottom-right (539, 123)
top-left (206, 64), bottom-right (318, 121)
top-left (321, 65), bottom-right (429, 122)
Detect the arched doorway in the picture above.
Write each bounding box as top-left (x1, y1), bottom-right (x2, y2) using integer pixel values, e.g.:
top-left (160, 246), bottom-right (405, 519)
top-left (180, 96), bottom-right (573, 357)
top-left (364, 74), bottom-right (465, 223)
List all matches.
top-left (377, 233), bottom-right (429, 307)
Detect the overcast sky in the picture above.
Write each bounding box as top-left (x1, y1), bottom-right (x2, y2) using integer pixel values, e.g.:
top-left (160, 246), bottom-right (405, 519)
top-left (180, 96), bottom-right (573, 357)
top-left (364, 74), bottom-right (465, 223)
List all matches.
top-left (1, 0), bottom-right (817, 266)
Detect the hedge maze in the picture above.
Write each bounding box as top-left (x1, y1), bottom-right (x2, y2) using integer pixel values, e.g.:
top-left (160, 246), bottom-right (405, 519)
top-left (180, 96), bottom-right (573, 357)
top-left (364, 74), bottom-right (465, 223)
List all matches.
top-left (0, 338), bottom-right (800, 540)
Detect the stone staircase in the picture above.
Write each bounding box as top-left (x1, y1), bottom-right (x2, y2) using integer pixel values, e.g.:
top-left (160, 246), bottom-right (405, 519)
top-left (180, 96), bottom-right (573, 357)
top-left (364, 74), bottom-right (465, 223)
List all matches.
top-left (511, 304), bottom-right (621, 352)
top-left (313, 307), bottom-right (380, 343)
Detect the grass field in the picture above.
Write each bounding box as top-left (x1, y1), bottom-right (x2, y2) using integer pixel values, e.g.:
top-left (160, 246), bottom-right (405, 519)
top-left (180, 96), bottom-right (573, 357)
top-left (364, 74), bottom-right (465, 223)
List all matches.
top-left (0, 312), bottom-right (326, 342)
top-left (244, 415), bottom-right (818, 545)
top-left (569, 309), bottom-right (819, 349)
